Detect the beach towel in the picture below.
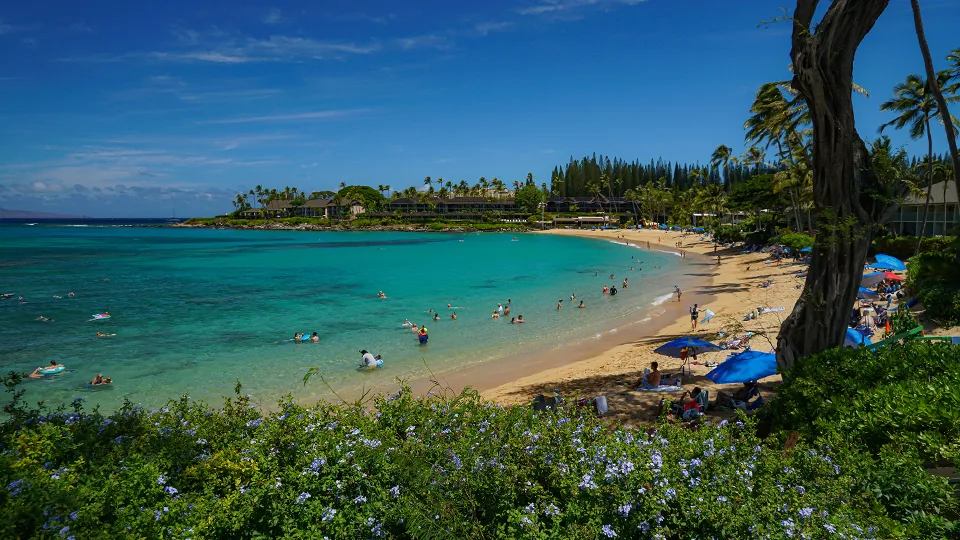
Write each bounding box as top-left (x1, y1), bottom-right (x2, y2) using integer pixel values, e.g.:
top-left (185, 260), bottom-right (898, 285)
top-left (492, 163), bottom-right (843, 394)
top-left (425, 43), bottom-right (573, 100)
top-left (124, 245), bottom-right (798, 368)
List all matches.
top-left (761, 307), bottom-right (784, 314)
top-left (636, 385), bottom-right (683, 392)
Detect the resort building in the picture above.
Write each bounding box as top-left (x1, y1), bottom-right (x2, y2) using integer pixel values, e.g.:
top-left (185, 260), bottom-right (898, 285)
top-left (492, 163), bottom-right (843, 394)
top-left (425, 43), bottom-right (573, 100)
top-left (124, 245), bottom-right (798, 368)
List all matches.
top-left (238, 198), bottom-right (365, 219)
top-left (888, 180), bottom-right (959, 236)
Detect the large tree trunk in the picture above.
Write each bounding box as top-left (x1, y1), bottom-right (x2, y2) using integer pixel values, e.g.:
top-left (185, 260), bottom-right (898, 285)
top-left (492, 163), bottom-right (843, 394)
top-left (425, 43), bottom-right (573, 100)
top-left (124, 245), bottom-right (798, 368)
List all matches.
top-left (915, 124), bottom-right (934, 255)
top-left (776, 0), bottom-right (900, 372)
top-left (910, 0), bottom-right (960, 206)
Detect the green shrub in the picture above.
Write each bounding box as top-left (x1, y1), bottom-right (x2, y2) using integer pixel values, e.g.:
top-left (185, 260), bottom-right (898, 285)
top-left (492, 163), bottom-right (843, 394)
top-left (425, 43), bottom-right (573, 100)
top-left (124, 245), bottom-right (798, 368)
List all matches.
top-left (870, 235), bottom-right (957, 260)
top-left (765, 341), bottom-right (960, 533)
top-left (771, 232), bottom-right (814, 252)
top-left (714, 225), bottom-right (744, 244)
top-left (0, 379), bottom-right (901, 539)
top-left (907, 252), bottom-right (960, 326)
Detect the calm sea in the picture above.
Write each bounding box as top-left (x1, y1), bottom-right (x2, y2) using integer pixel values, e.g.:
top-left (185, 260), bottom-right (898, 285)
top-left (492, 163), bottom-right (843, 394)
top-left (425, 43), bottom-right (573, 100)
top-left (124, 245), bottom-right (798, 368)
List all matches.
top-left (0, 222), bottom-right (688, 411)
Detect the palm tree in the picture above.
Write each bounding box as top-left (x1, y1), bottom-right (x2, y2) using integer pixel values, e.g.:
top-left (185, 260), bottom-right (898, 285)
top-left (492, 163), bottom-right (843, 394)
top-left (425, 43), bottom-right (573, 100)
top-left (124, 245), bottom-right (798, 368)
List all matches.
top-left (525, 172), bottom-right (534, 186)
top-left (586, 181), bottom-right (603, 213)
top-left (338, 182), bottom-right (346, 190)
top-left (909, 2), bottom-right (960, 208)
top-left (623, 188), bottom-right (641, 224)
top-left (711, 145), bottom-right (733, 189)
top-left (880, 72), bottom-right (959, 253)
top-left (741, 147), bottom-right (766, 173)
top-left (423, 177), bottom-right (432, 192)
top-left (512, 180), bottom-right (521, 193)
top-left (377, 184), bottom-right (386, 197)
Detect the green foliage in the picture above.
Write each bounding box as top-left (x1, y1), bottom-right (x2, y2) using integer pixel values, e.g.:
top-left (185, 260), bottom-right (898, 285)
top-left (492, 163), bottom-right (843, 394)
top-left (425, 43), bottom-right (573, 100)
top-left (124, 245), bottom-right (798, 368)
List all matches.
top-left (871, 235), bottom-right (957, 260)
top-left (907, 251), bottom-right (960, 325)
top-left (0, 379), bottom-right (903, 539)
top-left (514, 184), bottom-right (543, 213)
top-left (726, 175), bottom-right (787, 214)
top-left (338, 185), bottom-right (387, 212)
top-left (766, 341), bottom-right (960, 534)
top-left (714, 225), bottom-right (745, 244)
top-left (772, 232), bottom-right (815, 252)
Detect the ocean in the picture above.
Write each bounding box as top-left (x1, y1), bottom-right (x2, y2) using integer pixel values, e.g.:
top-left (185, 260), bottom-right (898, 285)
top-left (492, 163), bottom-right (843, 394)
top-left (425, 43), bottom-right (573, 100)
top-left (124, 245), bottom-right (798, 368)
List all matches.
top-left (0, 222), bottom-right (690, 411)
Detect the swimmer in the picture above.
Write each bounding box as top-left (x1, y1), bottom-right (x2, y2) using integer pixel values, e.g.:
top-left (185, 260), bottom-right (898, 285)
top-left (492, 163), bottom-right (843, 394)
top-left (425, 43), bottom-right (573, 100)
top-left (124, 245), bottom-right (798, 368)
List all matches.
top-left (517, 315), bottom-right (524, 323)
top-left (504, 304), bottom-right (511, 316)
top-left (450, 311), bottom-right (457, 320)
top-left (630, 267), bottom-right (635, 271)
top-left (27, 367), bottom-right (45, 379)
top-left (571, 293), bottom-right (576, 301)
top-left (578, 300), bottom-right (585, 308)
top-left (311, 332), bottom-right (320, 343)
top-left (510, 317), bottom-right (516, 324)
top-left (492, 312), bottom-right (500, 319)
top-left (513, 236), bottom-right (518, 241)
top-left (595, 272), bottom-right (598, 276)
top-left (447, 304), bottom-right (452, 309)
top-left (622, 278), bottom-right (628, 288)
top-left (91, 373), bottom-right (111, 385)
top-left (603, 286), bottom-right (609, 295)
top-left (496, 303), bottom-right (504, 315)
top-left (433, 313), bottom-right (440, 321)
top-left (53, 295), bottom-right (61, 299)
top-left (68, 292), bottom-right (75, 297)
top-left (610, 274), bottom-right (614, 279)
top-left (411, 324), bottom-right (419, 334)
top-left (293, 332), bottom-right (304, 342)
top-left (36, 316), bottom-right (53, 322)
top-left (96, 332), bottom-right (116, 338)
top-left (557, 299), bottom-right (562, 311)
top-left (377, 291), bottom-right (387, 299)
top-left (402, 319), bottom-right (413, 327)
top-left (104, 278), bottom-right (109, 281)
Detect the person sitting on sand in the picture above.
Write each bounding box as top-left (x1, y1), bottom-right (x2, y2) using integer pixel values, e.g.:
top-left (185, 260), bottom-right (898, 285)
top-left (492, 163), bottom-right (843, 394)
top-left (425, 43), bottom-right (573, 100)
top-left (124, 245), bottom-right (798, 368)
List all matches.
top-left (492, 311), bottom-right (500, 319)
top-left (715, 382), bottom-right (759, 409)
top-left (450, 311), bottom-right (457, 320)
top-left (578, 301), bottom-right (585, 308)
top-left (673, 387), bottom-right (704, 420)
top-left (637, 361), bottom-right (661, 389)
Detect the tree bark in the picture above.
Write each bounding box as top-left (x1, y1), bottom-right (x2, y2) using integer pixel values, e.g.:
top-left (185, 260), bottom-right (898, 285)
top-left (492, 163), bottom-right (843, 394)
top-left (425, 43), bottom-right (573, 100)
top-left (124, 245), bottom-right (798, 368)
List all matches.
top-left (910, 0), bottom-right (960, 206)
top-left (915, 122), bottom-right (934, 255)
top-left (776, 0), bottom-right (900, 372)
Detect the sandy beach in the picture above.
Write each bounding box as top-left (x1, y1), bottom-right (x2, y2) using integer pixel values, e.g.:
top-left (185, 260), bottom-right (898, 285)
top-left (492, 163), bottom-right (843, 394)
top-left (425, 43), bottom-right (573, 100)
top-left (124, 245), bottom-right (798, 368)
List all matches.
top-left (479, 227), bottom-right (806, 425)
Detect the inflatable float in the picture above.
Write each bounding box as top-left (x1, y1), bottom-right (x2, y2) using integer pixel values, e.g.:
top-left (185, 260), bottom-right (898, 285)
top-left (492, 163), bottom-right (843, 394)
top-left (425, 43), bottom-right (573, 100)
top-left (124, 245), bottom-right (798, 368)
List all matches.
top-left (39, 366), bottom-right (65, 375)
top-left (91, 313), bottom-right (111, 320)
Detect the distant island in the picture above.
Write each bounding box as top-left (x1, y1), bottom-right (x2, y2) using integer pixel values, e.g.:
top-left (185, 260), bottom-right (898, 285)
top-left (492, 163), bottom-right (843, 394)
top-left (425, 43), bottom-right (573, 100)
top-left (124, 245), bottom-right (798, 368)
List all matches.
top-left (0, 208), bottom-right (89, 220)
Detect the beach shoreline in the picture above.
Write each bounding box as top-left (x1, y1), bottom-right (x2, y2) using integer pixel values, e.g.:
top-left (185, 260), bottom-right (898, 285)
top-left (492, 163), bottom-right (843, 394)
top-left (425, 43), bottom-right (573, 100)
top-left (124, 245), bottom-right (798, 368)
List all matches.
top-left (470, 227), bottom-right (806, 426)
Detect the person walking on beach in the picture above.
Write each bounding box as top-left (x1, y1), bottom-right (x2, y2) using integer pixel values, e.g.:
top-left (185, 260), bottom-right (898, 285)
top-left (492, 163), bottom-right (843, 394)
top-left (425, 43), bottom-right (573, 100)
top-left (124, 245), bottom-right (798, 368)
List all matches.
top-left (674, 286), bottom-right (682, 302)
top-left (690, 304), bottom-right (701, 331)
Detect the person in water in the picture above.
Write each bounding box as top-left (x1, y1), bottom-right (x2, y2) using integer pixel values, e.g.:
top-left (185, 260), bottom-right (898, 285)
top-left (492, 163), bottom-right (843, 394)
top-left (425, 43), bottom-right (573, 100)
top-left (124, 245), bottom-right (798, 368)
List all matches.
top-left (91, 373), bottom-right (112, 385)
top-left (96, 332), bottom-right (116, 337)
top-left (411, 324), bottom-right (419, 334)
top-left (27, 367), bottom-right (45, 379)
top-left (504, 304), bottom-right (510, 316)
top-left (293, 333), bottom-right (303, 342)
top-left (433, 313), bottom-right (440, 321)
top-left (68, 292), bottom-right (75, 297)
top-left (571, 293), bottom-right (576, 301)
top-left (402, 319), bottom-right (412, 327)
top-left (557, 299), bottom-right (563, 311)
top-left (510, 317), bottom-right (517, 324)
top-left (360, 350), bottom-right (378, 368)
top-left (36, 315), bottom-right (53, 322)
top-left (418, 326), bottom-right (428, 344)
top-left (496, 303), bottom-right (504, 315)
top-left (450, 311), bottom-right (457, 320)
top-left (492, 311), bottom-right (500, 319)
top-left (622, 278), bottom-right (628, 288)
top-left (610, 286), bottom-right (618, 296)
top-left (516, 315), bottom-right (525, 323)
top-left (311, 332), bottom-right (320, 343)
top-left (578, 300), bottom-right (585, 308)
top-left (603, 286), bottom-right (609, 295)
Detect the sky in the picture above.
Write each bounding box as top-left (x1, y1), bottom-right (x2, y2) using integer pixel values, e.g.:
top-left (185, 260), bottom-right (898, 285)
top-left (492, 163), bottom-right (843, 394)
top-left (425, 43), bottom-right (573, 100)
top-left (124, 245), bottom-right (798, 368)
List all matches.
top-left (1, 0), bottom-right (959, 217)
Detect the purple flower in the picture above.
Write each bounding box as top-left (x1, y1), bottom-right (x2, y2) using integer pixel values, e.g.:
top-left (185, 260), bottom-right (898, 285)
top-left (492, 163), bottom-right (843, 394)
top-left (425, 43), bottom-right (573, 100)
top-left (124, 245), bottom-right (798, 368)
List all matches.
top-left (665, 488), bottom-right (676, 500)
top-left (544, 503), bottom-right (560, 517)
top-left (354, 495), bottom-right (367, 504)
top-left (157, 475), bottom-right (167, 486)
top-left (578, 474), bottom-right (597, 490)
top-left (617, 503), bottom-right (632, 517)
top-left (824, 524), bottom-right (837, 534)
top-left (601, 524), bottom-right (617, 538)
top-left (295, 492), bottom-right (311, 505)
top-left (164, 486), bottom-right (178, 496)
top-left (246, 418), bottom-right (263, 428)
top-left (322, 507), bottom-right (336, 521)
top-left (520, 516), bottom-right (533, 527)
top-left (799, 507), bottom-right (814, 518)
top-left (69, 511), bottom-right (78, 521)
top-left (58, 526), bottom-right (70, 537)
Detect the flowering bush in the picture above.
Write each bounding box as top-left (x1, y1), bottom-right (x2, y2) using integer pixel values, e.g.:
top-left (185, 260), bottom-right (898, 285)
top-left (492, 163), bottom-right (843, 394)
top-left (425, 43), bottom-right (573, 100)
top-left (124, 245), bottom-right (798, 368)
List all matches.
top-left (0, 377), bottom-right (922, 539)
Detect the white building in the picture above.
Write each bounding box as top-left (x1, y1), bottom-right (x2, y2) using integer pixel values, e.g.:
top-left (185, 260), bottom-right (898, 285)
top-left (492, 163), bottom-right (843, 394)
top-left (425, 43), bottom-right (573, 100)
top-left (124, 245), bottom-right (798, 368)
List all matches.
top-left (889, 180), bottom-right (959, 236)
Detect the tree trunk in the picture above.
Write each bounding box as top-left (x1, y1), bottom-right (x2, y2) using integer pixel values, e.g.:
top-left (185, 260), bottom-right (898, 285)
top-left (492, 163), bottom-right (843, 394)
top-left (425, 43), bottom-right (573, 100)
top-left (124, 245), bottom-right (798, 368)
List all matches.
top-left (776, 0), bottom-right (900, 372)
top-left (910, 0), bottom-right (960, 206)
top-left (915, 123), bottom-right (934, 255)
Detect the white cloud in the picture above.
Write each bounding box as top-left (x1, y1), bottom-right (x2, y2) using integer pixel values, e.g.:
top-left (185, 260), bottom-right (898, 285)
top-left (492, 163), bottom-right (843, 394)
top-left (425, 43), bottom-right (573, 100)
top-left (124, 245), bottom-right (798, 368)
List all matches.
top-left (68, 20), bottom-right (94, 33)
top-left (200, 109), bottom-right (371, 124)
top-left (264, 8), bottom-right (283, 24)
top-left (396, 34), bottom-right (453, 50)
top-left (474, 21), bottom-right (515, 35)
top-left (518, 0), bottom-right (647, 16)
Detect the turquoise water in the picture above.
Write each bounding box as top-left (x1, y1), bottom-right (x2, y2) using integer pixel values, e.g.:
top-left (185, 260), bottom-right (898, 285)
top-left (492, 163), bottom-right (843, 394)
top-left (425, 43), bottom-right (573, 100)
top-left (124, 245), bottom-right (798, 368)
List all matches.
top-left (0, 224), bottom-right (686, 411)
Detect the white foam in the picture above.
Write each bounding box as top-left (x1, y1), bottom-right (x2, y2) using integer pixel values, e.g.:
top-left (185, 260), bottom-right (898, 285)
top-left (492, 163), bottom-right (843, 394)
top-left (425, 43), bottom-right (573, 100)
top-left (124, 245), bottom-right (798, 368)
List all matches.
top-left (655, 249), bottom-right (682, 257)
top-left (651, 293), bottom-right (674, 306)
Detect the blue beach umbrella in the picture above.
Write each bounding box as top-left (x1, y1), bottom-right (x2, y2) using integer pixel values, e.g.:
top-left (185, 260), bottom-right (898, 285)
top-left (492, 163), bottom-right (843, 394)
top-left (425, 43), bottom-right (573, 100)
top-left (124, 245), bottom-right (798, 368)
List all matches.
top-left (654, 337), bottom-right (721, 358)
top-left (861, 272), bottom-right (886, 287)
top-left (799, 247), bottom-right (812, 253)
top-left (706, 350), bottom-right (778, 384)
top-left (857, 287), bottom-right (879, 300)
top-left (869, 253), bottom-right (906, 271)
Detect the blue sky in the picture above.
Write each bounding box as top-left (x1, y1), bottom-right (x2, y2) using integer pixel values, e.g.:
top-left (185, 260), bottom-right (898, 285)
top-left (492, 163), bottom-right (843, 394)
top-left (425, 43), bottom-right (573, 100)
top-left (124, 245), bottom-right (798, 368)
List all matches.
top-left (1, 0), bottom-right (958, 217)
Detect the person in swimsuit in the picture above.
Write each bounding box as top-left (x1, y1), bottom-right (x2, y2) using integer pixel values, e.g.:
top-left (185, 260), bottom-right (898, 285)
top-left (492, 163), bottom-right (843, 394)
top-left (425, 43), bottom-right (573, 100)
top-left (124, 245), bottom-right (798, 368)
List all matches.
top-left (433, 313), bottom-right (440, 321)
top-left (578, 301), bottom-right (585, 308)
top-left (517, 315), bottom-right (524, 323)
top-left (450, 311), bottom-right (457, 320)
top-left (92, 373), bottom-right (106, 385)
top-left (557, 299), bottom-right (562, 311)
top-left (311, 332), bottom-right (320, 343)
top-left (690, 304), bottom-right (701, 331)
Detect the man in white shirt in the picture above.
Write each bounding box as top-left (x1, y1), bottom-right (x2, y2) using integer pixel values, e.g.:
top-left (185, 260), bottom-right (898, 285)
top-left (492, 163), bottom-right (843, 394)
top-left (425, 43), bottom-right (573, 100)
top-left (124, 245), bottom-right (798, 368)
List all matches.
top-left (360, 350), bottom-right (377, 368)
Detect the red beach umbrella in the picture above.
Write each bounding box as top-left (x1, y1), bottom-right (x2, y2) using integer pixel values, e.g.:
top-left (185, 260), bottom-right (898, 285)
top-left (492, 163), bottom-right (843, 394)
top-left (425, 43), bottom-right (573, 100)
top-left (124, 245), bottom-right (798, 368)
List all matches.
top-left (884, 272), bottom-right (904, 282)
